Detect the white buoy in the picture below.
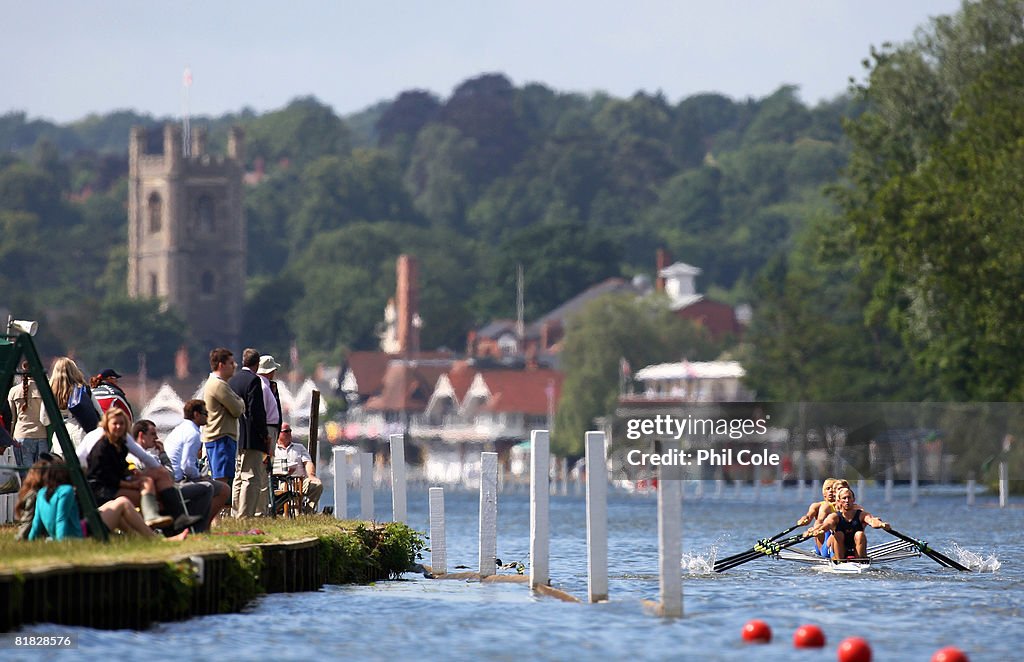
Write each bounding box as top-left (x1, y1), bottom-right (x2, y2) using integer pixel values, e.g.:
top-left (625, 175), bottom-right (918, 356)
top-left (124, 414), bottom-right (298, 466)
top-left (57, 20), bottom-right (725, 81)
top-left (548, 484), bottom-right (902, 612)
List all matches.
top-left (967, 478), bottom-right (976, 506)
top-left (332, 447), bottom-right (347, 520)
top-left (585, 431), bottom-right (608, 602)
top-left (857, 478), bottom-right (866, 501)
top-left (479, 452), bottom-right (498, 578)
top-left (530, 430), bottom-right (550, 589)
top-left (360, 452), bottom-right (374, 520)
top-left (694, 479), bottom-right (704, 500)
top-left (715, 478), bottom-right (723, 499)
top-left (753, 466), bottom-right (761, 502)
top-left (429, 487), bottom-right (446, 576)
top-left (657, 463), bottom-right (682, 617)
top-left (390, 434), bottom-right (407, 523)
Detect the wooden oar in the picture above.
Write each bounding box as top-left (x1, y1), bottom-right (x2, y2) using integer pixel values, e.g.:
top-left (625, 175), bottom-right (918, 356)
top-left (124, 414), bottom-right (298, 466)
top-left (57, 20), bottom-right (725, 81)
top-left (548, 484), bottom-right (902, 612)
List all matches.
top-left (712, 523), bottom-right (802, 571)
top-left (885, 528), bottom-right (971, 572)
top-left (714, 533), bottom-right (810, 573)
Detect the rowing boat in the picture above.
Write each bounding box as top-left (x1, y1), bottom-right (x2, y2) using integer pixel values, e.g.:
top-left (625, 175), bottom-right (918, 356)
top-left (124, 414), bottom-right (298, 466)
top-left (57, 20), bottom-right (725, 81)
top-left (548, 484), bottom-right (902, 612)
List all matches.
top-left (776, 538), bottom-right (921, 573)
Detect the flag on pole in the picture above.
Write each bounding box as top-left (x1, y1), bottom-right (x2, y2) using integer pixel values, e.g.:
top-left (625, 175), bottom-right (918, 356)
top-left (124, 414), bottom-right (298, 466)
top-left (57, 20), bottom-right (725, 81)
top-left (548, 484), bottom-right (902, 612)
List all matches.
top-left (183, 67), bottom-right (193, 87)
top-left (619, 357), bottom-right (631, 379)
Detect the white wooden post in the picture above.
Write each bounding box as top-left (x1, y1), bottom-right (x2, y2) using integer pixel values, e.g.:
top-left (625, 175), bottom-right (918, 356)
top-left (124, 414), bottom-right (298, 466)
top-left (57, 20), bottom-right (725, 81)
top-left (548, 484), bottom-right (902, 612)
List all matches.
top-left (390, 434), bottom-right (407, 523)
top-left (360, 452), bottom-right (374, 520)
top-left (332, 447), bottom-right (347, 520)
top-left (999, 435), bottom-right (1011, 509)
top-left (657, 463), bottom-right (682, 617)
top-left (561, 456), bottom-right (569, 496)
top-left (967, 478), bottom-right (976, 506)
top-left (479, 452), bottom-right (498, 578)
top-left (885, 466), bottom-right (894, 504)
top-left (734, 479), bottom-right (742, 499)
top-left (429, 487), bottom-right (446, 576)
top-left (585, 431), bottom-right (608, 602)
top-left (715, 477), bottom-right (723, 498)
top-left (694, 478), bottom-right (704, 500)
top-left (857, 478), bottom-right (866, 501)
top-left (530, 430), bottom-right (550, 589)
top-left (753, 466), bottom-right (761, 502)
top-left (910, 439), bottom-right (919, 506)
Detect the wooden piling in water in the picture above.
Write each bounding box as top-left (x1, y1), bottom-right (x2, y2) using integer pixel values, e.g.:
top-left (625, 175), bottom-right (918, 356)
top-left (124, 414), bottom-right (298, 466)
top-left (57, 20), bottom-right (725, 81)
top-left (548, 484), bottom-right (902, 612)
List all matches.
top-left (360, 452), bottom-right (374, 520)
top-left (479, 452), bottom-right (498, 578)
top-left (390, 434), bottom-right (407, 523)
top-left (530, 429), bottom-right (550, 590)
top-left (332, 447), bottom-right (347, 519)
top-left (429, 487), bottom-right (447, 576)
top-left (585, 431), bottom-right (608, 602)
top-left (657, 462), bottom-right (682, 618)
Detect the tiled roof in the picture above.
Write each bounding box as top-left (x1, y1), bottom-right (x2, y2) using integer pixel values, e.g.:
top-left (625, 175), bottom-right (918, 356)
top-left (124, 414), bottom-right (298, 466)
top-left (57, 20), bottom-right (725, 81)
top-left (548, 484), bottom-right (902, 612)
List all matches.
top-left (526, 277), bottom-right (641, 335)
top-left (363, 361), bottom-right (452, 412)
top-left (477, 369), bottom-right (563, 415)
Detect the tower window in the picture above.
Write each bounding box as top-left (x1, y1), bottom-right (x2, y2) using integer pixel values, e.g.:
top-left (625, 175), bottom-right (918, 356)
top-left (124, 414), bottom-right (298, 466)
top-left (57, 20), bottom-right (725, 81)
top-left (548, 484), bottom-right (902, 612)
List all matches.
top-left (197, 195), bottom-right (215, 232)
top-left (201, 271), bottom-right (215, 296)
top-left (148, 192), bottom-right (162, 233)
top-left (149, 273), bottom-right (158, 297)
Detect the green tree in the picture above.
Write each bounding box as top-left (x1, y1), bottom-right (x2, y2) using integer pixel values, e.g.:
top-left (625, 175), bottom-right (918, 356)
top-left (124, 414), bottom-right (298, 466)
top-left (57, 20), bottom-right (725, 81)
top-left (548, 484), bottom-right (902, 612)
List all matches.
top-left (80, 298), bottom-right (187, 378)
top-left (840, 0), bottom-right (1024, 399)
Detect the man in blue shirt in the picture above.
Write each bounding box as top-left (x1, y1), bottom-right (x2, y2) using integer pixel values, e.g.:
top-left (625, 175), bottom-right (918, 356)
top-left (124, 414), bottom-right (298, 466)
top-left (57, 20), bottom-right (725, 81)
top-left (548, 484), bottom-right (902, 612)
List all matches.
top-left (165, 399), bottom-right (230, 530)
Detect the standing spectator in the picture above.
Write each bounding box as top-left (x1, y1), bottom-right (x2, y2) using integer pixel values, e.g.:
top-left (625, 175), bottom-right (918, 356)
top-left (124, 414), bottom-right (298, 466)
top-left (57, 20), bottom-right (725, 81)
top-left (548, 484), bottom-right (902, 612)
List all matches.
top-left (274, 423), bottom-right (323, 513)
top-left (202, 348), bottom-right (244, 486)
top-left (257, 354), bottom-right (283, 453)
top-left (228, 348), bottom-right (269, 517)
top-left (7, 360), bottom-right (49, 468)
top-left (50, 357), bottom-right (101, 448)
top-left (90, 368), bottom-right (134, 423)
top-left (162, 402), bottom-right (231, 531)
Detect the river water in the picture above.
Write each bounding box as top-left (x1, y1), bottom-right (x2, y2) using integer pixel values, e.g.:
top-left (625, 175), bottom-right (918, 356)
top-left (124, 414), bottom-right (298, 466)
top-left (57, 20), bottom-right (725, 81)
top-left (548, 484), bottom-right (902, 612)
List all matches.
top-left (20, 484), bottom-right (1022, 661)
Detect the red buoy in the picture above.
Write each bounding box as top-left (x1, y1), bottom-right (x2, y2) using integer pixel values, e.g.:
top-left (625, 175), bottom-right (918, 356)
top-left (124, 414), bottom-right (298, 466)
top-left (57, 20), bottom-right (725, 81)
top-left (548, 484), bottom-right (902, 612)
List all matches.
top-left (931, 647), bottom-right (969, 662)
top-left (837, 637), bottom-right (872, 662)
top-left (793, 624), bottom-right (826, 648)
top-left (741, 619), bottom-right (772, 643)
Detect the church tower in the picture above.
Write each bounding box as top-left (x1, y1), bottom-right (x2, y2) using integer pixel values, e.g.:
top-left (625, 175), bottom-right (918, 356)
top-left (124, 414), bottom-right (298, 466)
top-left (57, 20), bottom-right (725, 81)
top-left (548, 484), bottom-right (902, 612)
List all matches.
top-left (128, 124), bottom-right (246, 351)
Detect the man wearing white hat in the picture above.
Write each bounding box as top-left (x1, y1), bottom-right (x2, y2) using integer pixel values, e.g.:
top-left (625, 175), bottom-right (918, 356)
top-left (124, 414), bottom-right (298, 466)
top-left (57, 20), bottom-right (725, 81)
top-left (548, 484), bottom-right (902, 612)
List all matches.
top-left (257, 355), bottom-right (284, 516)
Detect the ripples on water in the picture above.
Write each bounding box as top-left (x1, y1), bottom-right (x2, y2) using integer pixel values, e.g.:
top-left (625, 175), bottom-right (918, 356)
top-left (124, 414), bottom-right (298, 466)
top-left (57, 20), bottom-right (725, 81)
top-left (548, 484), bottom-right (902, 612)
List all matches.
top-left (24, 486), bottom-right (1024, 661)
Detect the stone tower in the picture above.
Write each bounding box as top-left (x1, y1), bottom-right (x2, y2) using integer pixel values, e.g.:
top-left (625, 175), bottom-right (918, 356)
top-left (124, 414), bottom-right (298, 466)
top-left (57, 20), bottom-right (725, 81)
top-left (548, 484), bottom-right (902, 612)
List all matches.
top-left (128, 124), bottom-right (246, 351)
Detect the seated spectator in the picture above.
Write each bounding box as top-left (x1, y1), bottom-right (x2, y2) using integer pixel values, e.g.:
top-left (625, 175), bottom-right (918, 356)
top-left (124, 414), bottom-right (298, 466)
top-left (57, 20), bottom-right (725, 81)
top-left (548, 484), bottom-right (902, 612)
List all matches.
top-left (84, 408), bottom-right (173, 529)
top-left (28, 460), bottom-right (188, 541)
top-left (134, 417), bottom-right (217, 532)
top-left (79, 412), bottom-right (200, 532)
top-left (164, 400), bottom-right (230, 530)
top-left (274, 424), bottom-right (322, 513)
top-left (14, 455), bottom-right (54, 540)
top-left (90, 368), bottom-right (134, 423)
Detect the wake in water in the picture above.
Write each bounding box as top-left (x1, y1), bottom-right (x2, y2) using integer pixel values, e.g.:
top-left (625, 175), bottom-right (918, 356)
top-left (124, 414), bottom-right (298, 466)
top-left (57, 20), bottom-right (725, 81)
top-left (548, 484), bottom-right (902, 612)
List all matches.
top-left (951, 542), bottom-right (1001, 572)
top-left (681, 552), bottom-right (715, 574)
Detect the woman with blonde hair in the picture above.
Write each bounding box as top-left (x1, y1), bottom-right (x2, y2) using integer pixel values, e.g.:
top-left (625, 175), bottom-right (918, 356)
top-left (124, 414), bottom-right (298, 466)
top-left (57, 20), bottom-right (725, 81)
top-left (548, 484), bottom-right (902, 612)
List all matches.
top-left (49, 357), bottom-right (101, 448)
top-left (85, 408), bottom-right (172, 529)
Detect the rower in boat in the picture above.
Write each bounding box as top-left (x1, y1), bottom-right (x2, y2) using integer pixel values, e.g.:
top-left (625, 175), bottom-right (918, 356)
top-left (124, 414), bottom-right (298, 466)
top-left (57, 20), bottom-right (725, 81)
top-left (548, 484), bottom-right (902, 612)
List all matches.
top-left (797, 478), bottom-right (838, 557)
top-left (810, 486), bottom-right (890, 560)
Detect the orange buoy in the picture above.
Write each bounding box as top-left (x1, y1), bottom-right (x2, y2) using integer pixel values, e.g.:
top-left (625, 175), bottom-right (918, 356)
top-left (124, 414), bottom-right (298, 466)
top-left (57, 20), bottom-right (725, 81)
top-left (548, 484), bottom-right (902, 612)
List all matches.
top-left (931, 647), bottom-right (969, 662)
top-left (793, 624), bottom-right (826, 648)
top-left (837, 637), bottom-right (872, 662)
top-left (741, 619), bottom-right (772, 643)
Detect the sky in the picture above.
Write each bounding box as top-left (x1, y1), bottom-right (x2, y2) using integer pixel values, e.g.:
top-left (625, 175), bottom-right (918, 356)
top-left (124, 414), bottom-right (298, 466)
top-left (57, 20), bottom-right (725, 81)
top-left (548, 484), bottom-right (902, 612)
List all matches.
top-left (3, 0), bottom-right (965, 124)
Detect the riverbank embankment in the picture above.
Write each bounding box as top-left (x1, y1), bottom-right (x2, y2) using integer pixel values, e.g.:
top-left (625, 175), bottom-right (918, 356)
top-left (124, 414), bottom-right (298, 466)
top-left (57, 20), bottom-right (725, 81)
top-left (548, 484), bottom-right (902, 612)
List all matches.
top-left (0, 517), bottom-right (423, 632)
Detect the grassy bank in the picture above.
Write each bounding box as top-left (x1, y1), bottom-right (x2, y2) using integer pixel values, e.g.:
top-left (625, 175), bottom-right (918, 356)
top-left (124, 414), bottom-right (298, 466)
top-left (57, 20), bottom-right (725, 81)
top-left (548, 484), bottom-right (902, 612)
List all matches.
top-left (0, 516), bottom-right (423, 578)
top-left (0, 517), bottom-right (425, 631)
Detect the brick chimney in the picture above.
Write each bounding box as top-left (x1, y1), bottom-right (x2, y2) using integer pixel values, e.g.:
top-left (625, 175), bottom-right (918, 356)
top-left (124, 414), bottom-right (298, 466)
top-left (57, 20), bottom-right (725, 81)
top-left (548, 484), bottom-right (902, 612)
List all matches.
top-left (175, 346), bottom-right (190, 380)
top-left (396, 254), bottom-right (420, 355)
top-left (655, 248), bottom-right (672, 292)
